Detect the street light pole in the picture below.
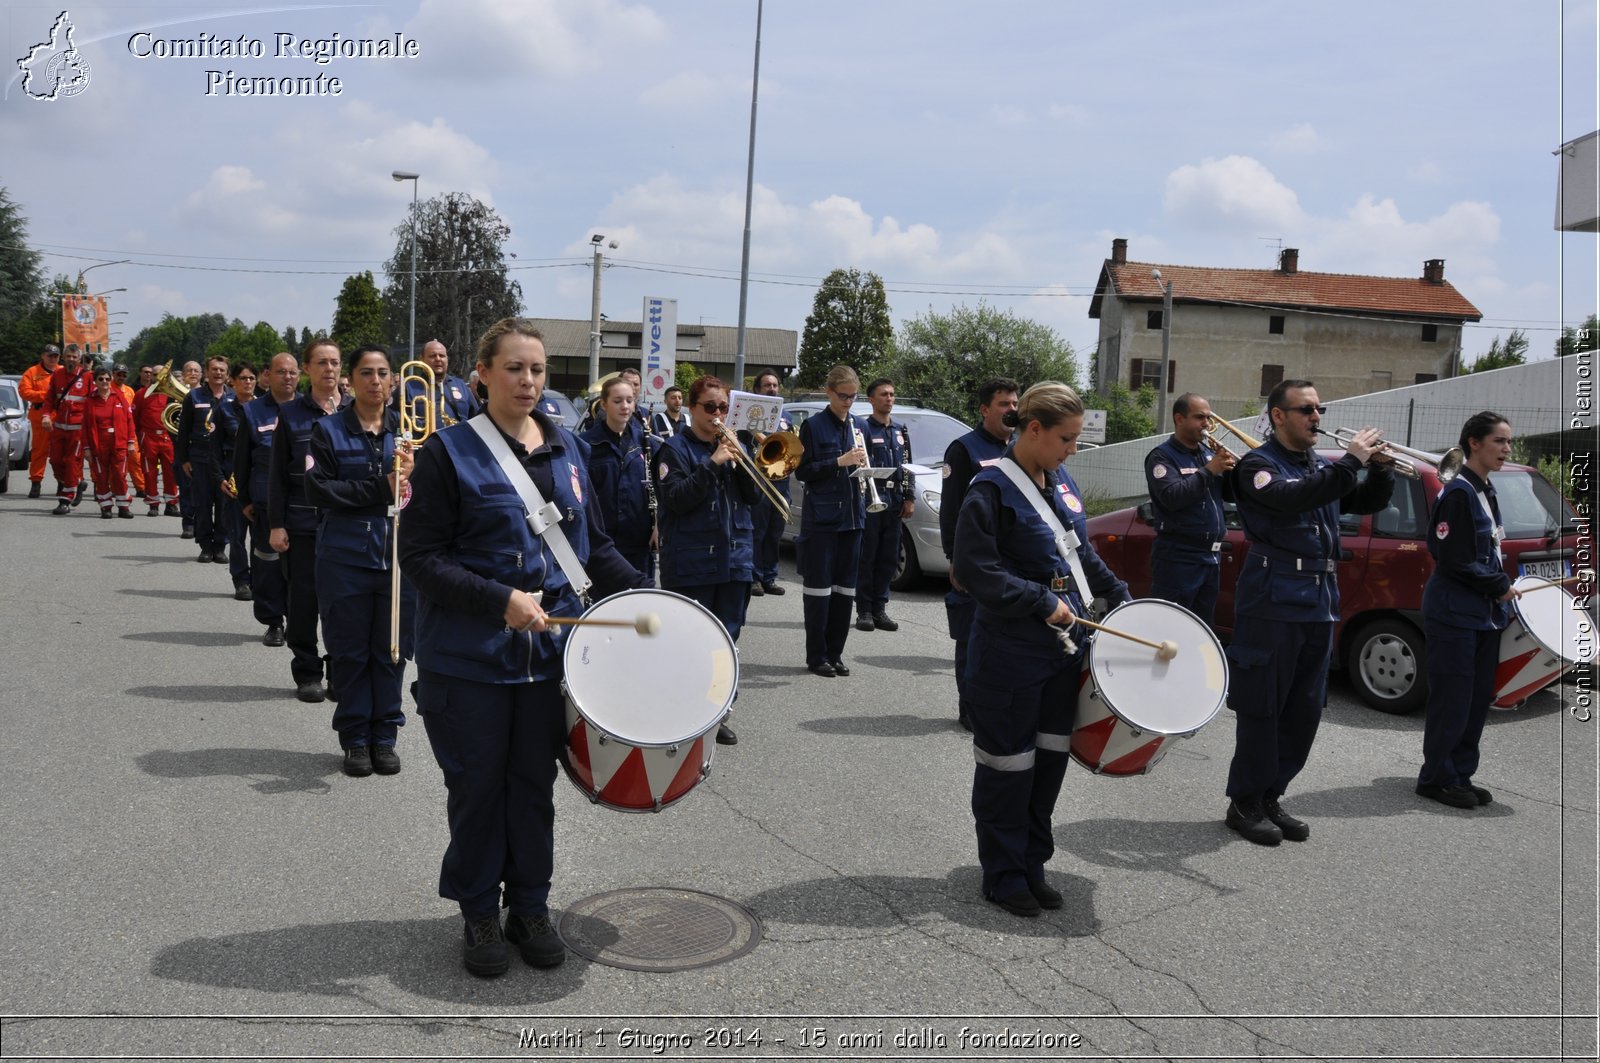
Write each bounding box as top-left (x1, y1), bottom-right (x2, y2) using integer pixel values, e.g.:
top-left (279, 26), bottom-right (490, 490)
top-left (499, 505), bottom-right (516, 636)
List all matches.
top-left (74, 259), bottom-right (130, 293)
top-left (392, 171), bottom-right (420, 361)
top-left (588, 234), bottom-right (614, 387)
top-left (732, 0), bottom-right (764, 389)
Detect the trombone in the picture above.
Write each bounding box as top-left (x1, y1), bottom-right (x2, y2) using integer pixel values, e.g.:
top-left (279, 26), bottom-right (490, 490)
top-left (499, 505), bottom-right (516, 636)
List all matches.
top-left (1205, 417), bottom-right (1264, 455)
top-left (713, 418), bottom-right (793, 522)
top-left (389, 360), bottom-right (439, 663)
top-left (1319, 427), bottom-right (1463, 482)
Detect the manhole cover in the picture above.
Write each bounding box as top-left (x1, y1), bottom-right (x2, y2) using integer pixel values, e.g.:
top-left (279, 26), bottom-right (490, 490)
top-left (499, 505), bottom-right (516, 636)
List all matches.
top-left (558, 887), bottom-right (762, 972)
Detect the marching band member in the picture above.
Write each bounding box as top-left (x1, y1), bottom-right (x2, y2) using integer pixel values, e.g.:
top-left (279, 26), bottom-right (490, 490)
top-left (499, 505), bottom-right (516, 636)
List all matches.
top-left (400, 317), bottom-right (646, 978)
top-left (176, 355), bottom-right (230, 561)
top-left (582, 375), bottom-right (657, 582)
top-left (405, 339), bottom-right (480, 425)
top-left (212, 363), bottom-right (257, 600)
top-left (748, 369), bottom-right (791, 597)
top-left (304, 346), bottom-right (412, 778)
top-left (854, 376), bottom-right (913, 631)
top-left (269, 340), bottom-right (344, 704)
top-left (795, 365), bottom-right (869, 678)
top-left (953, 382), bottom-right (1128, 918)
top-left (42, 343), bottom-right (93, 515)
top-left (1416, 412), bottom-right (1519, 810)
top-left (236, 353), bottom-right (298, 647)
top-left (656, 375), bottom-right (756, 744)
top-left (174, 361), bottom-right (202, 536)
top-left (133, 366), bottom-right (178, 517)
top-left (650, 384), bottom-right (687, 438)
top-left (1143, 392), bottom-right (1236, 627)
top-left (1223, 380), bottom-right (1393, 845)
top-left (82, 366), bottom-right (136, 519)
top-left (939, 377), bottom-right (1019, 726)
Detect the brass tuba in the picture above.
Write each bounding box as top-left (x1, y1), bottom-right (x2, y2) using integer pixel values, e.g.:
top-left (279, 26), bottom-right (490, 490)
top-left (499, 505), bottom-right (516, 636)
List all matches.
top-left (147, 360), bottom-right (191, 434)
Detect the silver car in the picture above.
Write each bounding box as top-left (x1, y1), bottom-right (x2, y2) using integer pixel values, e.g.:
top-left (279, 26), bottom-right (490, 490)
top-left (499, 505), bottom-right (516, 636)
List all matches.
top-left (779, 401), bottom-right (972, 589)
top-left (0, 379), bottom-right (28, 484)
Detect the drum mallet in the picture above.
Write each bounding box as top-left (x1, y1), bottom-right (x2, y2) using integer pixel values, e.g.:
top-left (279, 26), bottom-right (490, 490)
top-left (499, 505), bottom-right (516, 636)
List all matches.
top-left (1070, 616), bottom-right (1179, 660)
top-left (543, 614), bottom-right (662, 636)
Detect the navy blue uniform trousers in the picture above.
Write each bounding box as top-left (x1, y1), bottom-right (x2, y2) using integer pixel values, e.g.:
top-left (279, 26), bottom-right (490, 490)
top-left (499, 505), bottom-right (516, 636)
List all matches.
top-left (855, 509), bottom-right (902, 616)
top-left (752, 499), bottom-right (785, 586)
top-left (800, 528), bottom-right (861, 666)
top-left (966, 627), bottom-right (1081, 900)
top-left (248, 508), bottom-right (287, 628)
top-left (1149, 549), bottom-right (1220, 628)
top-left (285, 531), bottom-right (324, 685)
top-left (1224, 615), bottom-right (1332, 799)
top-left (316, 558), bottom-right (405, 749)
top-left (1418, 621), bottom-right (1499, 789)
top-left (417, 672), bottom-right (564, 919)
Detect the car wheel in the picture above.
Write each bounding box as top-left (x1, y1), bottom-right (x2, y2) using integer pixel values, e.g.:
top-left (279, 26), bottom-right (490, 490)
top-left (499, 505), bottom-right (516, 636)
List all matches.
top-left (1347, 618), bottom-right (1427, 714)
top-left (889, 525), bottom-right (922, 592)
top-left (0, 459), bottom-right (9, 493)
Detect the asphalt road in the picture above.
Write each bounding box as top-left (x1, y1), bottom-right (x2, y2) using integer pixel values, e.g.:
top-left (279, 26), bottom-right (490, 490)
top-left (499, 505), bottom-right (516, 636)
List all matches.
top-left (0, 488), bottom-right (1595, 1062)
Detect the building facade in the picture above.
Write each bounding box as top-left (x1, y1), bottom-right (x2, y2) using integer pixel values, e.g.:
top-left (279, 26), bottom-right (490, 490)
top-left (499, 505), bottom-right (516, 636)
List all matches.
top-left (1089, 239), bottom-right (1483, 418)
top-left (526, 318), bottom-right (798, 397)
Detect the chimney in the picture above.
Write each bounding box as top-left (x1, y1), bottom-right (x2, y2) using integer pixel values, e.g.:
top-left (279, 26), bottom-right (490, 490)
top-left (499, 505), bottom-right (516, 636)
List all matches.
top-left (1111, 238), bottom-right (1127, 265)
top-left (1423, 258), bottom-right (1445, 284)
top-left (1278, 248), bottom-right (1299, 273)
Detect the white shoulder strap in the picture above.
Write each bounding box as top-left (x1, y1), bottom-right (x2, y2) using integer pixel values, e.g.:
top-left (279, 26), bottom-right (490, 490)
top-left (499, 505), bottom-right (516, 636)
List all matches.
top-left (468, 414), bottom-right (593, 600)
top-left (994, 456), bottom-right (1094, 608)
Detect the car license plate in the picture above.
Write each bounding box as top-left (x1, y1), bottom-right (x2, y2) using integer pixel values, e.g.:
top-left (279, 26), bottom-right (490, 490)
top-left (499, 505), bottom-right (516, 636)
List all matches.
top-left (1518, 559), bottom-right (1571, 579)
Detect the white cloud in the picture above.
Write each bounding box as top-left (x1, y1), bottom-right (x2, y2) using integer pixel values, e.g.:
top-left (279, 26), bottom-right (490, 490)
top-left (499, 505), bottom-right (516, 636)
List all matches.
top-left (1046, 102), bottom-right (1090, 124)
top-left (1273, 122), bottom-right (1324, 154)
top-left (407, 0), bottom-right (666, 80)
top-left (990, 104), bottom-right (1029, 127)
top-left (1164, 155), bottom-right (1305, 232)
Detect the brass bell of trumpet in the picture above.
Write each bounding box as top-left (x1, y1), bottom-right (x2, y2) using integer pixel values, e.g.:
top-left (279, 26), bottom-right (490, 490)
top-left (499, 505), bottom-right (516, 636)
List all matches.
top-left (147, 360), bottom-right (192, 435)
top-left (1320, 427), bottom-right (1463, 481)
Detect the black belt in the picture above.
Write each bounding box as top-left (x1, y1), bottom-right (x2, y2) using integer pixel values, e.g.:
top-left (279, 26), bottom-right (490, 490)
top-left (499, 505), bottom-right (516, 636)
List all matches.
top-left (1255, 554), bottom-right (1336, 573)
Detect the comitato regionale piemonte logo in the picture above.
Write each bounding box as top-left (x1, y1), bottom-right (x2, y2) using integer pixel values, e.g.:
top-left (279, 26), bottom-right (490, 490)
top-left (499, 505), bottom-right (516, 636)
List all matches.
top-left (17, 11), bottom-right (92, 101)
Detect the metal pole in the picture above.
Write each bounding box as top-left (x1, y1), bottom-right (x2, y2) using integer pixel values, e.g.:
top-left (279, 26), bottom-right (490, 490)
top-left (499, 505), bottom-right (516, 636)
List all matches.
top-left (732, 0), bottom-right (763, 389)
top-left (588, 243), bottom-right (604, 386)
top-left (1155, 280), bottom-right (1173, 432)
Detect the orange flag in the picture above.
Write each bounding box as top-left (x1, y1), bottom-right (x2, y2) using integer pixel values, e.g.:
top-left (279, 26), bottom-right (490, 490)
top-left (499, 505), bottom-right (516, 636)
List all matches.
top-left (62, 294), bottom-right (109, 352)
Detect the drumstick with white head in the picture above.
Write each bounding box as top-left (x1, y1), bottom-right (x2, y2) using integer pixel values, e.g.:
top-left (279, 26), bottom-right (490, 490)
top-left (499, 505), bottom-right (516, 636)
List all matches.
top-left (1071, 616), bottom-right (1179, 660)
top-left (1517, 569), bottom-right (1595, 594)
top-left (543, 614), bottom-right (662, 636)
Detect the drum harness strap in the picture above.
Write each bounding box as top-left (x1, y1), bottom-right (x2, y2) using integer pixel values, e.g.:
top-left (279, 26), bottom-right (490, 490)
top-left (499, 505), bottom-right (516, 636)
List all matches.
top-left (995, 456), bottom-right (1096, 656)
top-left (470, 414), bottom-right (595, 603)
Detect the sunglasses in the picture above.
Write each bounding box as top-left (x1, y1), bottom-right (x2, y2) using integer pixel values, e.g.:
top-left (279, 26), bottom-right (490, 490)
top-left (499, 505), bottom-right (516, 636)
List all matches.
top-left (1283, 404), bottom-right (1328, 416)
top-left (699, 401), bottom-right (729, 414)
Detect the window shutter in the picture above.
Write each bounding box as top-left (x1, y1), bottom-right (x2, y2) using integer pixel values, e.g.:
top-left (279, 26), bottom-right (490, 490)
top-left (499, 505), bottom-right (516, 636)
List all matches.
top-left (1130, 358), bottom-right (1144, 388)
top-left (1167, 360), bottom-right (1177, 392)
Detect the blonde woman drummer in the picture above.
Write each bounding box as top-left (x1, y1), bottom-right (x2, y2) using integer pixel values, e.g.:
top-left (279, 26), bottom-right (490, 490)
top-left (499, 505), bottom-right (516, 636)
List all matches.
top-left (399, 318), bottom-right (647, 978)
top-left (952, 382), bottom-right (1129, 919)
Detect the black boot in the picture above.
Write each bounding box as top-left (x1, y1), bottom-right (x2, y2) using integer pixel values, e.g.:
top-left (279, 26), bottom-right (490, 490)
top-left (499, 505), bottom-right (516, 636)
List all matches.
top-left (1225, 797), bottom-right (1284, 846)
top-left (28, 481), bottom-right (41, 499)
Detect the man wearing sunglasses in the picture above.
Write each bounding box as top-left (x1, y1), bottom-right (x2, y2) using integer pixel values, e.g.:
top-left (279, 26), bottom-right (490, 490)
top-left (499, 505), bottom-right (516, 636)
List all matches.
top-left (1223, 380), bottom-right (1393, 847)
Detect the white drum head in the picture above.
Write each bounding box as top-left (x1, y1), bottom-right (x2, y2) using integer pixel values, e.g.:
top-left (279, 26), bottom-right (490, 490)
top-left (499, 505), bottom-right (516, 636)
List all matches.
top-left (1511, 576), bottom-right (1597, 665)
top-left (1087, 599), bottom-right (1228, 735)
top-left (562, 589), bottom-right (737, 746)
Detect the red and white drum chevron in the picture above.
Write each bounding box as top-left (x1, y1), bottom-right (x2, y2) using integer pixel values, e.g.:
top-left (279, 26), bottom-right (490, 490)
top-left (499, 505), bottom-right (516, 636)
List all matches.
top-left (560, 589), bottom-right (737, 812)
top-left (1070, 599), bottom-right (1228, 776)
top-left (1492, 575), bottom-right (1595, 708)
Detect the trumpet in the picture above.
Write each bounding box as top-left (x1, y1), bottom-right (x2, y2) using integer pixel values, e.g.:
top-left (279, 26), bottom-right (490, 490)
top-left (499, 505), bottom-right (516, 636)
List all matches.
top-left (851, 421), bottom-right (887, 514)
top-left (1319, 428), bottom-right (1463, 482)
top-left (713, 419), bottom-right (793, 522)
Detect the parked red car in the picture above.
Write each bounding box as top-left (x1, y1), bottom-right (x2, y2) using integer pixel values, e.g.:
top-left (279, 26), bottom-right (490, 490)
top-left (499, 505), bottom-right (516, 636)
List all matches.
top-left (1086, 453), bottom-right (1584, 713)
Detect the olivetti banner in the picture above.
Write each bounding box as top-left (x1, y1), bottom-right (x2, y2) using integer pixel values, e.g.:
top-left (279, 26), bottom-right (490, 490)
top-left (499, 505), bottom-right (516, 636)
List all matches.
top-left (641, 296), bottom-right (677, 407)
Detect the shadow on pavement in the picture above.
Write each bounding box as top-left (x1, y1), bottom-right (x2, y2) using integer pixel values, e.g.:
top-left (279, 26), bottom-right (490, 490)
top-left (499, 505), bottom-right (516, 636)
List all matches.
top-left (102, 554), bottom-right (193, 564)
top-left (1057, 817), bottom-right (1242, 898)
top-left (848, 654), bottom-right (952, 676)
top-left (799, 713), bottom-right (957, 738)
top-left (741, 868), bottom-right (1098, 938)
top-left (127, 683), bottom-right (288, 703)
top-left (69, 529), bottom-right (179, 540)
top-left (1283, 775), bottom-right (1516, 820)
top-left (124, 630), bottom-right (264, 647)
top-left (151, 915), bottom-right (587, 1005)
top-left (118, 587), bottom-right (226, 601)
top-left (137, 747), bottom-right (340, 794)
top-left (1324, 680), bottom-right (1565, 733)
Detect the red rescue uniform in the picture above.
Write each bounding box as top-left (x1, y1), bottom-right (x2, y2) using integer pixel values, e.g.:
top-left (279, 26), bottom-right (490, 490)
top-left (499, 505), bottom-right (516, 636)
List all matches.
top-left (84, 390), bottom-right (136, 512)
top-left (133, 389), bottom-right (176, 507)
top-left (43, 366), bottom-right (93, 503)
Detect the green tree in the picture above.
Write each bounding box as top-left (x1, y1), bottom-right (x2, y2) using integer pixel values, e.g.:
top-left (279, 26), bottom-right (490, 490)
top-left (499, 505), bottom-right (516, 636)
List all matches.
top-left (299, 326), bottom-right (315, 353)
top-left (281, 325), bottom-right (299, 356)
top-left (330, 271), bottom-right (388, 356)
top-left (1464, 329), bottom-right (1528, 374)
top-left (1101, 381), bottom-right (1157, 443)
top-left (1556, 313), bottom-right (1598, 358)
top-left (876, 302), bottom-right (1079, 425)
top-left (674, 361), bottom-right (703, 393)
top-left (796, 268), bottom-right (894, 389)
top-left (0, 188), bottom-right (52, 372)
top-left (207, 319), bottom-right (285, 369)
top-left (382, 192), bottom-right (522, 372)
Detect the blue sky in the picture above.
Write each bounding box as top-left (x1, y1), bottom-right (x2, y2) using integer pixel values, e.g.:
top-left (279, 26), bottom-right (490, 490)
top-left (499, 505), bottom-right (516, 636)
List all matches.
top-left (3, 0), bottom-right (1595, 370)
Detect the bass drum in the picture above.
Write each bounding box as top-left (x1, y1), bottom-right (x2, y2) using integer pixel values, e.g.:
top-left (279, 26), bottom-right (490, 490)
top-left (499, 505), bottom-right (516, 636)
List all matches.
top-left (560, 588), bottom-right (737, 812)
top-left (1492, 575), bottom-right (1596, 708)
top-left (1071, 599), bottom-right (1229, 776)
